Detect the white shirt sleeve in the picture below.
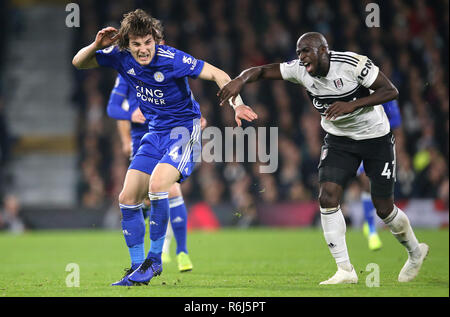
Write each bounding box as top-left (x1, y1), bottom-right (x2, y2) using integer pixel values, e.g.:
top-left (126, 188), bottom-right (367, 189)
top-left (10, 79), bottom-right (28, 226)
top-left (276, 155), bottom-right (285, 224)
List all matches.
top-left (354, 55), bottom-right (379, 88)
top-left (279, 59), bottom-right (303, 85)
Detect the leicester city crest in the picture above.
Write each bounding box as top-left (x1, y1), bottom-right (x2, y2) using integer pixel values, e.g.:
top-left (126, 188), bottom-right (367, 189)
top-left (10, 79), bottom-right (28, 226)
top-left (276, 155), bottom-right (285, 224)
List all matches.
top-left (154, 71), bottom-right (165, 82)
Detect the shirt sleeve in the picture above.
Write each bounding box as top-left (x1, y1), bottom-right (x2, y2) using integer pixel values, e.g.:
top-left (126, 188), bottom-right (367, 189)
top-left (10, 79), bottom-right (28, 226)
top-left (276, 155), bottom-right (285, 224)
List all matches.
top-left (279, 60), bottom-right (303, 85)
top-left (95, 45), bottom-right (121, 69)
top-left (172, 49), bottom-right (205, 79)
top-left (354, 54), bottom-right (379, 88)
top-left (106, 74), bottom-right (132, 121)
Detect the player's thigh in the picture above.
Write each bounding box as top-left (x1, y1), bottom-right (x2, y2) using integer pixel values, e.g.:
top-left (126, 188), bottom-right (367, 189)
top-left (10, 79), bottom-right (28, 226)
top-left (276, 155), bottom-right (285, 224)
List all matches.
top-left (149, 163), bottom-right (182, 193)
top-left (156, 119), bottom-right (201, 187)
top-left (363, 133), bottom-right (396, 199)
top-left (119, 168), bottom-right (151, 205)
top-left (318, 181), bottom-right (345, 208)
top-left (318, 140), bottom-right (361, 190)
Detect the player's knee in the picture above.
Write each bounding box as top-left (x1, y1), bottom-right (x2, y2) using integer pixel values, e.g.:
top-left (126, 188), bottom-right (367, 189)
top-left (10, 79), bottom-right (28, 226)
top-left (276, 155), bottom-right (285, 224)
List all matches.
top-left (118, 190), bottom-right (140, 206)
top-left (372, 197), bottom-right (394, 219)
top-left (319, 187), bottom-right (339, 208)
top-left (149, 178), bottom-right (169, 194)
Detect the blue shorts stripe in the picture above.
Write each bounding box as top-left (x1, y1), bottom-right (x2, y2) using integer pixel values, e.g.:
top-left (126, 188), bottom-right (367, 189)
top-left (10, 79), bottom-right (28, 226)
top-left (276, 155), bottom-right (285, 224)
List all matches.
top-left (178, 123), bottom-right (200, 172)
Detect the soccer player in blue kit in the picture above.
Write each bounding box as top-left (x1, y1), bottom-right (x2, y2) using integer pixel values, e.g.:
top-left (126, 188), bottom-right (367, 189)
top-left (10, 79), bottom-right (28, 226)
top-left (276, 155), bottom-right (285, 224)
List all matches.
top-left (358, 99), bottom-right (402, 251)
top-left (73, 9), bottom-right (257, 286)
top-left (107, 73), bottom-right (205, 273)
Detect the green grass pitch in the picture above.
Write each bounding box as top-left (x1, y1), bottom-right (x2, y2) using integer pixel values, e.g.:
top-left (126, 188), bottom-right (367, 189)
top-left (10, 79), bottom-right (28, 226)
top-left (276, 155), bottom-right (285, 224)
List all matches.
top-left (0, 228), bottom-right (448, 297)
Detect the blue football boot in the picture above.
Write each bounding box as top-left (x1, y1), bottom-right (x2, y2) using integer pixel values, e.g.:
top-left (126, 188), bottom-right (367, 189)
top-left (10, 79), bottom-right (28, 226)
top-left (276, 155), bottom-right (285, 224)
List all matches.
top-left (128, 258), bottom-right (162, 285)
top-left (111, 268), bottom-right (139, 286)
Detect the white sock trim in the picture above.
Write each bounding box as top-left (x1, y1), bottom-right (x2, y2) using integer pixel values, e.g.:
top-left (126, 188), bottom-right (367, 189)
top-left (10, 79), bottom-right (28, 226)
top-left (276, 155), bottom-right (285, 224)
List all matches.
top-left (320, 205), bottom-right (340, 214)
top-left (382, 205), bottom-right (398, 224)
top-left (119, 203), bottom-right (144, 210)
top-left (169, 196), bottom-right (184, 208)
top-left (149, 192), bottom-right (169, 200)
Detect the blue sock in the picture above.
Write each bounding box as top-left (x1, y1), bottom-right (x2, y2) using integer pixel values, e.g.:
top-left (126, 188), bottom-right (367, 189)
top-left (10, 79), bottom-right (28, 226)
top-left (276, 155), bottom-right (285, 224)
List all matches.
top-left (147, 192), bottom-right (169, 264)
top-left (169, 196), bottom-right (188, 254)
top-left (119, 203), bottom-right (146, 269)
top-left (361, 192), bottom-right (377, 235)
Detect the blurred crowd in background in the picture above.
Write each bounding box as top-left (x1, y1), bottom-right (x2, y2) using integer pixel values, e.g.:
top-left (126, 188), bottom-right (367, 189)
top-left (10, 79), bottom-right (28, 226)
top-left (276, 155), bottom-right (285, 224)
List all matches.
top-left (70, 0), bottom-right (449, 226)
top-left (1, 0), bottom-right (449, 229)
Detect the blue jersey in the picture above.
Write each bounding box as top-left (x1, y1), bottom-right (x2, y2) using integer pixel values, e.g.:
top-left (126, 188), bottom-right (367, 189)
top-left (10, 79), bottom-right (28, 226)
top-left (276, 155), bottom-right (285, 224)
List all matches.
top-left (96, 44), bottom-right (204, 132)
top-left (106, 74), bottom-right (148, 140)
top-left (382, 99), bottom-right (402, 130)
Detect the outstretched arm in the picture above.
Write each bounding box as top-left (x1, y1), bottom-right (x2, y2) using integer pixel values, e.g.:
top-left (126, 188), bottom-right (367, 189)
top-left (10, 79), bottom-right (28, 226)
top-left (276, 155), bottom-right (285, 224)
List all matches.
top-left (198, 62), bottom-right (258, 127)
top-left (217, 63), bottom-right (283, 106)
top-left (72, 27), bottom-right (118, 69)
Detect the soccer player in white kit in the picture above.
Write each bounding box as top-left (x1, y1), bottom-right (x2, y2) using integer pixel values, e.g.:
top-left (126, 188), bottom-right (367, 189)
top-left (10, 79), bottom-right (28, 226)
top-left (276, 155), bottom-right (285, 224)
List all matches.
top-left (218, 32), bottom-right (429, 284)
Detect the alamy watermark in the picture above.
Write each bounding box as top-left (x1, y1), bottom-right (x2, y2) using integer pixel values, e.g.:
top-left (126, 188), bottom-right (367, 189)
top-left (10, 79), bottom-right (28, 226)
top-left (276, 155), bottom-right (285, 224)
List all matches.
top-left (65, 263), bottom-right (80, 287)
top-left (365, 263), bottom-right (380, 287)
top-left (65, 3), bottom-right (80, 28)
top-left (168, 121), bottom-right (278, 174)
top-left (365, 3), bottom-right (380, 28)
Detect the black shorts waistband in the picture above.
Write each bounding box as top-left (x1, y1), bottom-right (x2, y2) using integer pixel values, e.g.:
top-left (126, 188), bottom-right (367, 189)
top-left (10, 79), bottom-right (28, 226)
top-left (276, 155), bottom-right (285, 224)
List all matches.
top-left (325, 131), bottom-right (393, 145)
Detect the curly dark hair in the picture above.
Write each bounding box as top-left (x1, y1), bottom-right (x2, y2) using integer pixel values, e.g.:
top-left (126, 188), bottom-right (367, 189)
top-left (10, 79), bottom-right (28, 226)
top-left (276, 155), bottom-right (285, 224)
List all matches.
top-left (117, 9), bottom-right (164, 50)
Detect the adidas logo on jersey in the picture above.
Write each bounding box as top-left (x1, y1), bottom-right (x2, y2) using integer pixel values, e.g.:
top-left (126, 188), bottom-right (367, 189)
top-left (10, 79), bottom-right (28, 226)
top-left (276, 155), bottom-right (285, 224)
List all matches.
top-left (127, 68), bottom-right (136, 76)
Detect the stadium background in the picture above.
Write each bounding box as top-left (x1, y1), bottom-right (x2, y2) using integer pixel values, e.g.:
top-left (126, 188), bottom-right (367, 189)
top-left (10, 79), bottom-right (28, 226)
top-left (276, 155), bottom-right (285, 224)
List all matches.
top-left (0, 0), bottom-right (448, 232)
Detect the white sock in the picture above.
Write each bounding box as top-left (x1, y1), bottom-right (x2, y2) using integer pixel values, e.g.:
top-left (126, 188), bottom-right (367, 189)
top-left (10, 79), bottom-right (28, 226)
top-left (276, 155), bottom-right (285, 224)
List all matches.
top-left (382, 205), bottom-right (420, 258)
top-left (320, 206), bottom-right (352, 271)
top-left (162, 222), bottom-right (173, 254)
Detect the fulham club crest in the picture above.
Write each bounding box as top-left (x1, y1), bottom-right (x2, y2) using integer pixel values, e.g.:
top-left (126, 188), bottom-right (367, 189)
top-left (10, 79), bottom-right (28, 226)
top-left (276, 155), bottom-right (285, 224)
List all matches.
top-left (334, 78), bottom-right (344, 90)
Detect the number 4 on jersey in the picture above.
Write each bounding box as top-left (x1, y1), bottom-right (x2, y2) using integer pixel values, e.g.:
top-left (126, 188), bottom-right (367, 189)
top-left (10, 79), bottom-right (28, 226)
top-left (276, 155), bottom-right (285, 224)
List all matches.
top-left (169, 146), bottom-right (180, 161)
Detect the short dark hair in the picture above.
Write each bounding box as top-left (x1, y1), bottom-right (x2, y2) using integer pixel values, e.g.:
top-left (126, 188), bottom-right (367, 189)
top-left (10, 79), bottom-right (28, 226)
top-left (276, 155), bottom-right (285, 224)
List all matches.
top-left (117, 9), bottom-right (164, 50)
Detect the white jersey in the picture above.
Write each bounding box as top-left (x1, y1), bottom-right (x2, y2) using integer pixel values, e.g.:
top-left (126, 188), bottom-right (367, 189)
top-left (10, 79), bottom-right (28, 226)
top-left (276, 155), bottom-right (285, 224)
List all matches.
top-left (280, 50), bottom-right (390, 140)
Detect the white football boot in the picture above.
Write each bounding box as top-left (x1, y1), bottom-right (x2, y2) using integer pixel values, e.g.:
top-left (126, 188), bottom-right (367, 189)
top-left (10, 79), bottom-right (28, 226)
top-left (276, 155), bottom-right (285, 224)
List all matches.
top-left (319, 266), bottom-right (358, 285)
top-left (398, 243), bottom-right (429, 282)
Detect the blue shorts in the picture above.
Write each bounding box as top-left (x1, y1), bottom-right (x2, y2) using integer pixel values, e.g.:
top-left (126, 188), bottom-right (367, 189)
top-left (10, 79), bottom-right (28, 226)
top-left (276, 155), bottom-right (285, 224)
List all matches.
top-left (129, 120), bottom-right (201, 183)
top-left (131, 134), bottom-right (145, 160)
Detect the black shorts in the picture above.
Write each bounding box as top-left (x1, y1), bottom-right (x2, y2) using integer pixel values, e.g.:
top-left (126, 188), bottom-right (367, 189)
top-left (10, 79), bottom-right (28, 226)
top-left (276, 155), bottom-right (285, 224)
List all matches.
top-left (318, 132), bottom-right (396, 198)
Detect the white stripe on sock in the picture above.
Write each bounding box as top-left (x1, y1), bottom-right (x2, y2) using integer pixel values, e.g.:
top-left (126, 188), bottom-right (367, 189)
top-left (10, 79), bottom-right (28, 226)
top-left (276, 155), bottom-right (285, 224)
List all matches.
top-left (119, 203), bottom-right (144, 210)
top-left (149, 192), bottom-right (169, 200)
top-left (169, 196), bottom-right (184, 208)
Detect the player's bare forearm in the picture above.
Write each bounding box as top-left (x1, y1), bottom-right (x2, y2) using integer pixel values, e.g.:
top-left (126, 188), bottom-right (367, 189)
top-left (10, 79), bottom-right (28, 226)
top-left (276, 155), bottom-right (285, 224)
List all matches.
top-left (238, 63), bottom-right (282, 84)
top-left (72, 27), bottom-right (118, 69)
top-left (198, 62), bottom-right (258, 126)
top-left (73, 42), bottom-right (103, 69)
top-left (325, 71), bottom-right (398, 120)
top-left (218, 64), bottom-right (281, 106)
top-left (117, 120), bottom-right (132, 156)
top-left (198, 62), bottom-right (233, 89)
top-left (350, 79), bottom-right (398, 110)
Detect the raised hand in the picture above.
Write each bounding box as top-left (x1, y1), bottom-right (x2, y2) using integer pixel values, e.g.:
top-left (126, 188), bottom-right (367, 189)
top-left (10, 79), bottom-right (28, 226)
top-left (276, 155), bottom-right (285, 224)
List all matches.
top-left (325, 101), bottom-right (357, 120)
top-left (234, 105), bottom-right (258, 127)
top-left (94, 27), bottom-right (119, 49)
top-left (131, 107), bottom-right (146, 124)
top-left (200, 116), bottom-right (208, 130)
